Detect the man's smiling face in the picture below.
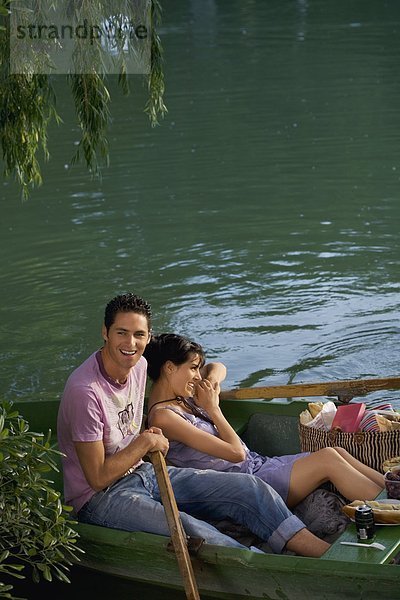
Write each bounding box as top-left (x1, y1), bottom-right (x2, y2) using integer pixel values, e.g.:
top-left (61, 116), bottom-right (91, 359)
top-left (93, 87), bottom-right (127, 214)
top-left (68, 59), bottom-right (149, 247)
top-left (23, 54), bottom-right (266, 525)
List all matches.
top-left (101, 311), bottom-right (150, 381)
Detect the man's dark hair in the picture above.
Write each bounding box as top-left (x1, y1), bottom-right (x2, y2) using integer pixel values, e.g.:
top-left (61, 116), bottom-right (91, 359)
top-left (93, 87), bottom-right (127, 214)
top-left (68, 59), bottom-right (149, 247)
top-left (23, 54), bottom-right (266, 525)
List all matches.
top-left (144, 333), bottom-right (205, 381)
top-left (104, 293), bottom-right (152, 332)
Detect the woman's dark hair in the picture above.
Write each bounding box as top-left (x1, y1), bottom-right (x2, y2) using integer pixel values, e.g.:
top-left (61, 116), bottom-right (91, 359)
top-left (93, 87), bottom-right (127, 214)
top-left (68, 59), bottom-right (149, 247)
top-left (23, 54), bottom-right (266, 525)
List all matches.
top-left (144, 333), bottom-right (205, 381)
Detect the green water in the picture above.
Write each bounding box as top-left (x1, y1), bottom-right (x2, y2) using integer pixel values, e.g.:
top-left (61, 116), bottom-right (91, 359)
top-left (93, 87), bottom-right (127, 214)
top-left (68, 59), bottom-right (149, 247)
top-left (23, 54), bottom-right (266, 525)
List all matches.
top-left (1, 0), bottom-right (400, 404)
top-left (2, 2), bottom-right (400, 598)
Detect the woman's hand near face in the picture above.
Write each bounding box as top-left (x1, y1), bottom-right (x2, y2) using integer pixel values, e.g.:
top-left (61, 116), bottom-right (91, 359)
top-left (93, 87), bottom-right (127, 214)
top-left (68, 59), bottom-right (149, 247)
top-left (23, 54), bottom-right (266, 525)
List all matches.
top-left (190, 378), bottom-right (245, 462)
top-left (194, 379), bottom-right (220, 413)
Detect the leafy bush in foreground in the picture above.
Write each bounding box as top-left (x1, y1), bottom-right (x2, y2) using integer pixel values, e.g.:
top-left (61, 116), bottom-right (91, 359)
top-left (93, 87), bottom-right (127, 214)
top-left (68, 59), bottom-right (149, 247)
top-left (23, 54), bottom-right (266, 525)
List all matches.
top-left (0, 401), bottom-right (81, 599)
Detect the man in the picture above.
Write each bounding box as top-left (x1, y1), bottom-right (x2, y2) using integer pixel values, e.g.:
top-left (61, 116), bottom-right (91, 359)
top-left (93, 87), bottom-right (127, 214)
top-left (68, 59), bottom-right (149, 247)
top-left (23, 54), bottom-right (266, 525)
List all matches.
top-left (57, 293), bottom-right (329, 556)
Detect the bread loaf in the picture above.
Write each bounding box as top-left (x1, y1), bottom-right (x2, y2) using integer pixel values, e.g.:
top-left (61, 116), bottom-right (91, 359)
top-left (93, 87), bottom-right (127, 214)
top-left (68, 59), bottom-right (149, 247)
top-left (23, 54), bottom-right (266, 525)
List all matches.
top-left (342, 500), bottom-right (400, 524)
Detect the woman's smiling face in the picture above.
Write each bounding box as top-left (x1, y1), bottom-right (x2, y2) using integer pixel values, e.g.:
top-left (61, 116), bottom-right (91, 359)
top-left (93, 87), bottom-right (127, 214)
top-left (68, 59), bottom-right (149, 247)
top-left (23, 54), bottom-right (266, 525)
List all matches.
top-left (168, 353), bottom-right (203, 397)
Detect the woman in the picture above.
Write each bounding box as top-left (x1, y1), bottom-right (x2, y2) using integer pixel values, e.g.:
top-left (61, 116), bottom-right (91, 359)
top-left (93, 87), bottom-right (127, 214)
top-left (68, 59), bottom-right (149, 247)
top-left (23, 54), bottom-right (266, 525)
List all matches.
top-left (144, 334), bottom-right (384, 508)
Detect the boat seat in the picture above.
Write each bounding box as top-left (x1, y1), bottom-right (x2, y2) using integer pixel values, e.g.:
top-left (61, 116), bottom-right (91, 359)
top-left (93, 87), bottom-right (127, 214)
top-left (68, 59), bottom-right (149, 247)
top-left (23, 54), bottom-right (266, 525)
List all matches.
top-left (241, 413), bottom-right (301, 456)
top-left (321, 488), bottom-right (400, 564)
top-left (321, 522), bottom-right (400, 564)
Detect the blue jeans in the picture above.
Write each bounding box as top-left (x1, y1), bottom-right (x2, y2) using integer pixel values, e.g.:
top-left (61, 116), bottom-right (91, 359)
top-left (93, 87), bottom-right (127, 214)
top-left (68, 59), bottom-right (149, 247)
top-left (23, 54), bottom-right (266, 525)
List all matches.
top-left (78, 463), bottom-right (305, 553)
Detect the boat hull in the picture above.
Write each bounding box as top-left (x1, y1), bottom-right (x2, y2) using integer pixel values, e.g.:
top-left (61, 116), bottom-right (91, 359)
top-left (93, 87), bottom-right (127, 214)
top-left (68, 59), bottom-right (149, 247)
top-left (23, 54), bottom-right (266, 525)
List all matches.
top-left (75, 522), bottom-right (400, 600)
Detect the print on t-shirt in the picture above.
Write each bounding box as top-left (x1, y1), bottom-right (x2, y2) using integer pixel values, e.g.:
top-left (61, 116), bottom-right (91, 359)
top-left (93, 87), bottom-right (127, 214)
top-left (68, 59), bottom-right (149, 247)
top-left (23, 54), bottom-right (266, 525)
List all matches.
top-left (117, 403), bottom-right (138, 437)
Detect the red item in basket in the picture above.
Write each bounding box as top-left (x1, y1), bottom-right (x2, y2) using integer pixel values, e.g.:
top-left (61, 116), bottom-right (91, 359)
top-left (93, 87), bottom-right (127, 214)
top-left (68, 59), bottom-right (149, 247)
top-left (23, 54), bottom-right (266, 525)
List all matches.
top-left (331, 403), bottom-right (366, 433)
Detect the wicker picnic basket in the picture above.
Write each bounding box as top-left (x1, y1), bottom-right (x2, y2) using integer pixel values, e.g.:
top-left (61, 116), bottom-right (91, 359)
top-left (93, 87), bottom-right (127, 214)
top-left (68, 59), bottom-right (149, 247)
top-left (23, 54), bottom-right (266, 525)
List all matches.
top-left (298, 422), bottom-right (400, 473)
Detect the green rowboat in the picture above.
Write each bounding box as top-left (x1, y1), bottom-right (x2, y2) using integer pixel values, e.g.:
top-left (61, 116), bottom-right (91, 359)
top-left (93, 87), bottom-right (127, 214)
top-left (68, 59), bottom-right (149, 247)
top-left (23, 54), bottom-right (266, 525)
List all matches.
top-left (15, 376), bottom-right (400, 600)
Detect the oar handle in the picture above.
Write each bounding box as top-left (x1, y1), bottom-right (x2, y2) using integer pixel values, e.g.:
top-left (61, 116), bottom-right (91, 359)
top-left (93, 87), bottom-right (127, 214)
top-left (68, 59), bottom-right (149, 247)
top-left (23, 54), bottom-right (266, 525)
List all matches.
top-left (219, 376), bottom-right (400, 402)
top-left (149, 450), bottom-right (201, 600)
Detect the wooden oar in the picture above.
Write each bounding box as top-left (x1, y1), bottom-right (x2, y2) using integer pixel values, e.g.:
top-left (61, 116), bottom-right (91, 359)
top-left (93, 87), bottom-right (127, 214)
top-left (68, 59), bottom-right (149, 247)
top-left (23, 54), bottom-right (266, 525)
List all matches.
top-left (219, 375), bottom-right (400, 402)
top-left (150, 450), bottom-right (201, 600)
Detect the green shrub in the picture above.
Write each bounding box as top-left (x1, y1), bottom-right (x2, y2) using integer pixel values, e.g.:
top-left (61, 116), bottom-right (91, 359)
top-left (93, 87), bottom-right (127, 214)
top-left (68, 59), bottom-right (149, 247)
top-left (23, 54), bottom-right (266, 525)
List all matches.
top-left (0, 400), bottom-right (82, 599)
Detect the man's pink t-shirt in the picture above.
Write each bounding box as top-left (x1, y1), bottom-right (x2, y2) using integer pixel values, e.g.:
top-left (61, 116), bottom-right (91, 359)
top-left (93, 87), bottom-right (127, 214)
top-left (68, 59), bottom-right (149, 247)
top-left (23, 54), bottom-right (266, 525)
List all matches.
top-left (57, 350), bottom-right (147, 513)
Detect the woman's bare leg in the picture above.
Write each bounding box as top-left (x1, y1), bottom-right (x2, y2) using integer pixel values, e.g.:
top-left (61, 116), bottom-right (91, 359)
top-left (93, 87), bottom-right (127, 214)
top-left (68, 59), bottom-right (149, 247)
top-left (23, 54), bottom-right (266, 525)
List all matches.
top-left (286, 448), bottom-right (383, 508)
top-left (333, 447), bottom-right (385, 487)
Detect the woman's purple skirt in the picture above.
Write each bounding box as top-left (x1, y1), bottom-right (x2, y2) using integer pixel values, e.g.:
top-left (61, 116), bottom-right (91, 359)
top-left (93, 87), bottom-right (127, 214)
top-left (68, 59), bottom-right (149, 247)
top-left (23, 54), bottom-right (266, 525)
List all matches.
top-left (252, 452), bottom-right (310, 502)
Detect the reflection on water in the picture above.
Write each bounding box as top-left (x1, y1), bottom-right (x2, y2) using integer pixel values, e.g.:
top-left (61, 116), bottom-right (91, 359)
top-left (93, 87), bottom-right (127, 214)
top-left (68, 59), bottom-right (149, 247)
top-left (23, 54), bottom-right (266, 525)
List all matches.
top-left (1, 0), bottom-right (400, 404)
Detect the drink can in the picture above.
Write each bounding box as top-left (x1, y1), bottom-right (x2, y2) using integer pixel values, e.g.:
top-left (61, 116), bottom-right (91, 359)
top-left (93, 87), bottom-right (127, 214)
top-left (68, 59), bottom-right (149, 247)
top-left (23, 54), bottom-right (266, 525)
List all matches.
top-left (355, 504), bottom-right (375, 541)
